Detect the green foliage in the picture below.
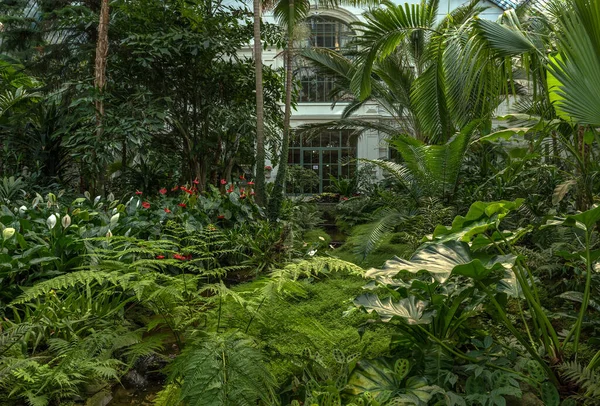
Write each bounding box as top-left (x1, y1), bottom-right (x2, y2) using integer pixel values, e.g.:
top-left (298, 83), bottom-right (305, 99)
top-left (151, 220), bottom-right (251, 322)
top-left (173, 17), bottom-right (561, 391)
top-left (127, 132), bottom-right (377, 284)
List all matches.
top-left (167, 332), bottom-right (277, 406)
top-left (286, 165), bottom-right (320, 194)
top-left (223, 271), bottom-right (393, 386)
top-left (560, 362), bottom-right (600, 404)
top-left (0, 176), bottom-right (26, 201)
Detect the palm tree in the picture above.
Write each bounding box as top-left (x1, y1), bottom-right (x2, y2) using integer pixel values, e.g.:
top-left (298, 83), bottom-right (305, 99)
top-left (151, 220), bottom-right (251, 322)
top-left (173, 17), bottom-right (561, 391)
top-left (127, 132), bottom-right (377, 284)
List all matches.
top-left (253, 0), bottom-right (267, 206)
top-left (349, 0), bottom-right (509, 143)
top-left (469, 0), bottom-right (600, 362)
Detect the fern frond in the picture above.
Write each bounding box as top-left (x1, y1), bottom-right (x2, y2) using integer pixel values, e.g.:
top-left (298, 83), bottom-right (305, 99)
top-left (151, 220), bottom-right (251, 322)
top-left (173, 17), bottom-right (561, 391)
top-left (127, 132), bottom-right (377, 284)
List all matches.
top-left (560, 361), bottom-right (600, 403)
top-left (167, 333), bottom-right (277, 406)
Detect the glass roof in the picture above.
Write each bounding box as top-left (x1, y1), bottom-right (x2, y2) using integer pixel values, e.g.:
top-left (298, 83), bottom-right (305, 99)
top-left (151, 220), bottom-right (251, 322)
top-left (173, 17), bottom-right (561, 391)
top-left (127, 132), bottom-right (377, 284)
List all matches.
top-left (487, 0), bottom-right (550, 12)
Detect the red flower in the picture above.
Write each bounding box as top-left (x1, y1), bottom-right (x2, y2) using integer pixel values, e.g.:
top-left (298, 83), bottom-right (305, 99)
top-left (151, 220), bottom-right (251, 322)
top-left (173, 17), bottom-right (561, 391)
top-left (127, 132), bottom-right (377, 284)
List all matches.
top-left (142, 201), bottom-right (151, 209)
top-left (240, 188), bottom-right (245, 193)
top-left (220, 179), bottom-right (227, 185)
top-left (227, 186), bottom-right (234, 193)
top-left (185, 189), bottom-right (193, 195)
top-left (156, 255), bottom-right (165, 259)
top-left (159, 188), bottom-right (167, 195)
top-left (340, 197), bottom-right (349, 201)
top-left (217, 214), bottom-right (225, 219)
top-left (171, 185), bottom-right (179, 191)
top-left (193, 179), bottom-right (199, 185)
top-left (240, 194), bottom-right (246, 200)
top-left (178, 203), bottom-right (186, 208)
top-left (173, 253), bottom-right (192, 261)
top-left (135, 190), bottom-right (143, 195)
top-left (250, 191), bottom-right (256, 196)
top-left (164, 208), bottom-right (171, 213)
top-left (239, 175), bottom-right (245, 180)
top-left (265, 165), bottom-right (272, 170)
top-left (247, 181), bottom-right (255, 185)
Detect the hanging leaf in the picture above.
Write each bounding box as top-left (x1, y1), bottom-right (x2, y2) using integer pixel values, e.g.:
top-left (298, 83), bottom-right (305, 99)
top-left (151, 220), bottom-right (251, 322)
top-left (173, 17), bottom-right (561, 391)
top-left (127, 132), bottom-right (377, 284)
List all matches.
top-left (552, 179), bottom-right (577, 205)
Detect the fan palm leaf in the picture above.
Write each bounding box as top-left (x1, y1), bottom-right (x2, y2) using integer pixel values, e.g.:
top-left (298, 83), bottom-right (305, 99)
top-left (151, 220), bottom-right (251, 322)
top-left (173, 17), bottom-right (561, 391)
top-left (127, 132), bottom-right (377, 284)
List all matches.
top-left (546, 0), bottom-right (600, 126)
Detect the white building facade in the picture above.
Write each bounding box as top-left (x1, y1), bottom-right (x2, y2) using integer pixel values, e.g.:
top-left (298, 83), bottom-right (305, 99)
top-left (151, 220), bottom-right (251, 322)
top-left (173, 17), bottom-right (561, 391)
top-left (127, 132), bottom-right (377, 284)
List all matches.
top-left (252, 0), bottom-right (509, 193)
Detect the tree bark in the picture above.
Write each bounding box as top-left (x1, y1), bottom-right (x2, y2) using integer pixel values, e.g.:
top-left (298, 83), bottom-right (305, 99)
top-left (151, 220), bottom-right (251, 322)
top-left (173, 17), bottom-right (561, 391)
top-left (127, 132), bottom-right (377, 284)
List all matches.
top-left (253, 0), bottom-right (266, 206)
top-left (268, 0), bottom-right (294, 220)
top-left (93, 0), bottom-right (110, 195)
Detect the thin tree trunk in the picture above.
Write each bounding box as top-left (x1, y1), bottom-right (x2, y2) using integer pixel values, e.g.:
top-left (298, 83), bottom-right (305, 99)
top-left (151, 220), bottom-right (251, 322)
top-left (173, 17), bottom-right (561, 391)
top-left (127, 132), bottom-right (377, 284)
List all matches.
top-left (93, 0), bottom-right (110, 195)
top-left (268, 0), bottom-right (294, 220)
top-left (253, 0), bottom-right (266, 206)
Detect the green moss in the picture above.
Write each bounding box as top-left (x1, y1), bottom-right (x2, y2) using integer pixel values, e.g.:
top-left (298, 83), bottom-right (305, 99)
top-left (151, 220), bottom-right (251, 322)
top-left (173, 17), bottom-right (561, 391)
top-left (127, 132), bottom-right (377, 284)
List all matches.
top-left (223, 273), bottom-right (393, 385)
top-left (332, 228), bottom-right (413, 269)
top-left (302, 228), bottom-right (332, 249)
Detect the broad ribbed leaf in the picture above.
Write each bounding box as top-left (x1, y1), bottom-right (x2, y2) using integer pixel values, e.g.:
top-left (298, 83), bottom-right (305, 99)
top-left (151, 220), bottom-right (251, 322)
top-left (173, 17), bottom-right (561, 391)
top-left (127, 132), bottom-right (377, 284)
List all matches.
top-left (365, 241), bottom-right (516, 284)
top-left (354, 294), bottom-right (433, 324)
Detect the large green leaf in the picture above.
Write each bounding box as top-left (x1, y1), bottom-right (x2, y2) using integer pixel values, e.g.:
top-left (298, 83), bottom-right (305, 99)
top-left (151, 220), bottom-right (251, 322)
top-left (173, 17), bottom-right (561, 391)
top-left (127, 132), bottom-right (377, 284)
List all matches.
top-left (473, 18), bottom-right (537, 58)
top-left (544, 205), bottom-right (600, 232)
top-left (426, 199), bottom-right (524, 244)
top-left (365, 241), bottom-right (517, 284)
top-left (354, 294), bottom-right (434, 324)
top-left (546, 0), bottom-right (600, 126)
top-left (346, 358), bottom-right (442, 404)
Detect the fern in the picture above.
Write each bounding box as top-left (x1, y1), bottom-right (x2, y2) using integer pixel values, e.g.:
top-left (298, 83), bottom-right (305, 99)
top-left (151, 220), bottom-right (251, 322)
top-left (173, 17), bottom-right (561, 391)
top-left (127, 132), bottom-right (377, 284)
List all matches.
top-left (167, 332), bottom-right (277, 406)
top-left (153, 383), bottom-right (183, 406)
top-left (560, 362), bottom-right (600, 404)
top-left (352, 207), bottom-right (410, 259)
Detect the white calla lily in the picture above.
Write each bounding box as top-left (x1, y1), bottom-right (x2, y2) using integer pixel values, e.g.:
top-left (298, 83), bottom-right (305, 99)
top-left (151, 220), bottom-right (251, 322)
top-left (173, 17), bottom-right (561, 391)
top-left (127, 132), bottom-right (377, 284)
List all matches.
top-left (47, 214), bottom-right (57, 230)
top-left (61, 214), bottom-right (71, 228)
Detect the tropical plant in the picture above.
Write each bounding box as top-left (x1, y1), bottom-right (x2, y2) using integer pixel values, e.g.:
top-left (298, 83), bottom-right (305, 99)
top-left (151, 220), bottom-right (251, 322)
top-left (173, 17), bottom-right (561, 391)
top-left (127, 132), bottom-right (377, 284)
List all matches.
top-left (166, 332), bottom-right (278, 406)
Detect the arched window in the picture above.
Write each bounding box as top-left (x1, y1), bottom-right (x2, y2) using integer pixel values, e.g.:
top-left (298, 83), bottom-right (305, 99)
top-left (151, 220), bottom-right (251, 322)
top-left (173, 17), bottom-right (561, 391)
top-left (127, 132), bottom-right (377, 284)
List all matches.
top-left (294, 15), bottom-right (355, 103)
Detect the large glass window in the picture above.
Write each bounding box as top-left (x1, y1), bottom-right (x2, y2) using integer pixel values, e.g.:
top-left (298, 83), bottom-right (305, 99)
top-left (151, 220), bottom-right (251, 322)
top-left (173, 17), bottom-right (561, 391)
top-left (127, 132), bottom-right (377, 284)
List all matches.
top-left (287, 130), bottom-right (357, 194)
top-left (294, 15), bottom-right (355, 103)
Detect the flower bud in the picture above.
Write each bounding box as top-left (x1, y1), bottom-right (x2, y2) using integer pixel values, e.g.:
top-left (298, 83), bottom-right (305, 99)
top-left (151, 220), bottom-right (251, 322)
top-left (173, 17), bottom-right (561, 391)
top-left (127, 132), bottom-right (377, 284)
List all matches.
top-left (2, 228), bottom-right (15, 240)
top-left (106, 229), bottom-right (113, 238)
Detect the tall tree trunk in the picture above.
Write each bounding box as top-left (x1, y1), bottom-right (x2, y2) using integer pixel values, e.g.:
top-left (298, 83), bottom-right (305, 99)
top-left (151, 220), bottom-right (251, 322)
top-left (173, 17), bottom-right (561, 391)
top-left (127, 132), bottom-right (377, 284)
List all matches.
top-left (93, 0), bottom-right (110, 195)
top-left (253, 0), bottom-right (266, 206)
top-left (268, 0), bottom-right (294, 220)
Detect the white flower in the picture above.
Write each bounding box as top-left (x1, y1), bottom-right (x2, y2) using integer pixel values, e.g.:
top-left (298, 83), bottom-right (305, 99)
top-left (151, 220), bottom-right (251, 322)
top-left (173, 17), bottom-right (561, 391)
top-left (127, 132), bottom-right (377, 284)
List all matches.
top-left (107, 193), bottom-right (115, 202)
top-left (61, 214), bottom-right (71, 228)
top-left (318, 236), bottom-right (325, 241)
top-left (47, 214), bottom-right (57, 230)
top-left (308, 249), bottom-right (317, 257)
top-left (106, 229), bottom-right (113, 238)
top-left (19, 205), bottom-right (27, 215)
top-left (110, 213), bottom-right (120, 227)
top-left (2, 228), bottom-right (16, 240)
top-left (94, 195), bottom-right (101, 205)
